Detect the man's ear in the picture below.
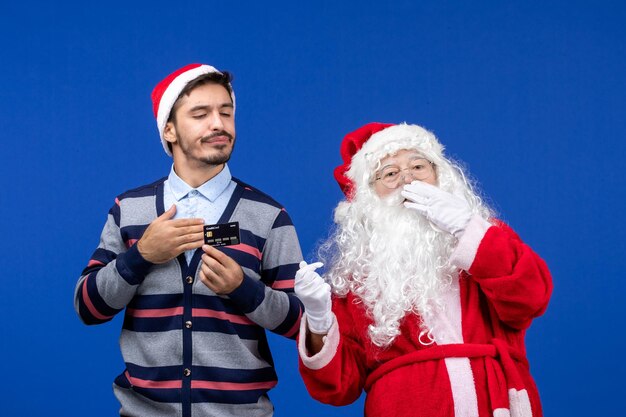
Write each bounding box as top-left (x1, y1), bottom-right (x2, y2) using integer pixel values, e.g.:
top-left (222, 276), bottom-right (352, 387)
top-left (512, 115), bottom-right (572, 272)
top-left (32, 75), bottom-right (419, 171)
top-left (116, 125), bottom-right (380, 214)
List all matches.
top-left (163, 121), bottom-right (177, 144)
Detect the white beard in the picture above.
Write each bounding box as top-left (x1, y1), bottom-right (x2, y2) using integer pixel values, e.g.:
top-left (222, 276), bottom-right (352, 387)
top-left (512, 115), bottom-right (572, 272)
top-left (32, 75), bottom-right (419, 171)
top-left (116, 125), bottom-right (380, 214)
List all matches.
top-left (326, 188), bottom-right (458, 347)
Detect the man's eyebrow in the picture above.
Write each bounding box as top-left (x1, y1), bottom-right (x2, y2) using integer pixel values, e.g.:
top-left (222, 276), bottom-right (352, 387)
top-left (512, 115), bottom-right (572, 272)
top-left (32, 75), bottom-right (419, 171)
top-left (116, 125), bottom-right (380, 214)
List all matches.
top-left (188, 102), bottom-right (234, 112)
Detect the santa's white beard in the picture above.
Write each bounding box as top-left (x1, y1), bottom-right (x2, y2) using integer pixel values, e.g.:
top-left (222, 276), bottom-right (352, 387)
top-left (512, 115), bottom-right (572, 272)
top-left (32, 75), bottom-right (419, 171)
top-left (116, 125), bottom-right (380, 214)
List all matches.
top-left (327, 189), bottom-right (458, 348)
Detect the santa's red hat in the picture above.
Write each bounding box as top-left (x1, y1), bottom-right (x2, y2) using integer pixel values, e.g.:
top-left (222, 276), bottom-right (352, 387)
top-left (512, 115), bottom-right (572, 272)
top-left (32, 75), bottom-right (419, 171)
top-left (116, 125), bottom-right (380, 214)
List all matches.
top-left (151, 63), bottom-right (235, 156)
top-left (334, 122), bottom-right (394, 198)
top-left (334, 122), bottom-right (443, 199)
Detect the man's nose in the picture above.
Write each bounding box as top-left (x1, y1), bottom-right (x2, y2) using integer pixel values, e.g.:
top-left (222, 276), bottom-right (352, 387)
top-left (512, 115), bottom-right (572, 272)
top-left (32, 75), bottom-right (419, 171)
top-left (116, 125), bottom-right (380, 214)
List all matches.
top-left (207, 111), bottom-right (224, 130)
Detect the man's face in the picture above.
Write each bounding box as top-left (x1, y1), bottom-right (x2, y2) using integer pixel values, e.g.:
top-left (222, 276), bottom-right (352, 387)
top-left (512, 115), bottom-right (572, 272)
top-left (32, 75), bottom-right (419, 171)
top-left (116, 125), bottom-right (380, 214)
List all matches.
top-left (372, 149), bottom-right (437, 198)
top-left (164, 82), bottom-right (235, 167)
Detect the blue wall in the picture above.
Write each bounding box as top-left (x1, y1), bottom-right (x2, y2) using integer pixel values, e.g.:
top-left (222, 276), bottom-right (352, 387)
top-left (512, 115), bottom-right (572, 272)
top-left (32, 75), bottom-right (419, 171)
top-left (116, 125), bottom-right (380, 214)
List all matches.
top-left (1, 1), bottom-right (624, 415)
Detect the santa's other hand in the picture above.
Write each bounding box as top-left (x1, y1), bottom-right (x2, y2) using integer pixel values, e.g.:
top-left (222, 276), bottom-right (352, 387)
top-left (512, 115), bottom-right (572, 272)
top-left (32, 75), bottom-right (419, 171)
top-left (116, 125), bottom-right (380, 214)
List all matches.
top-left (401, 181), bottom-right (473, 238)
top-left (295, 261), bottom-right (332, 334)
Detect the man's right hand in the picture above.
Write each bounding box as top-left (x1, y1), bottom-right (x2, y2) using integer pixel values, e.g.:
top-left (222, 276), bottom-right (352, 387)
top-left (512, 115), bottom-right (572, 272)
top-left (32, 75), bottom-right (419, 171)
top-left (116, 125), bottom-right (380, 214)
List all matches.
top-left (137, 205), bottom-right (205, 264)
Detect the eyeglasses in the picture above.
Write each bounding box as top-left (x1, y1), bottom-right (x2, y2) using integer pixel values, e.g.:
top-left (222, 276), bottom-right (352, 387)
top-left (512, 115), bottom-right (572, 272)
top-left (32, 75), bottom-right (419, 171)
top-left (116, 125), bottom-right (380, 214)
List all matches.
top-left (373, 158), bottom-right (435, 189)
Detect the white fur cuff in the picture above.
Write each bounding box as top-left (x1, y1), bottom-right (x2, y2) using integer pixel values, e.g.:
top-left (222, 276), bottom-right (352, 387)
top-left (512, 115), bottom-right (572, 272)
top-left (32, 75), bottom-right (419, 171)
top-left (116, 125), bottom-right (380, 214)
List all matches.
top-left (450, 215), bottom-right (492, 271)
top-left (298, 313), bottom-right (340, 370)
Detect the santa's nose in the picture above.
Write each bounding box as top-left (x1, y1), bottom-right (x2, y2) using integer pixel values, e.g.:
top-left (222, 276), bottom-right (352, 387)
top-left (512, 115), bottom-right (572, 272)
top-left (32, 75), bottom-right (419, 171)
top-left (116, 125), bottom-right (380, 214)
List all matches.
top-left (401, 173), bottom-right (414, 184)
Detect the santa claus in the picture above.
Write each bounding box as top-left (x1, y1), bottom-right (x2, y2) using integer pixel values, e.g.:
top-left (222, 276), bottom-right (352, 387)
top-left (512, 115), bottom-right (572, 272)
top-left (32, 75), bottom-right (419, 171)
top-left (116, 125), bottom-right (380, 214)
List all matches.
top-left (295, 122), bottom-right (552, 417)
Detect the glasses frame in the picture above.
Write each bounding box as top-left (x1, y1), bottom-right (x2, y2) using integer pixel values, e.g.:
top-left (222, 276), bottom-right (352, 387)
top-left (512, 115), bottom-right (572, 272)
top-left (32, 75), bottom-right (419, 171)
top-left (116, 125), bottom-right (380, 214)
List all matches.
top-left (372, 159), bottom-right (436, 189)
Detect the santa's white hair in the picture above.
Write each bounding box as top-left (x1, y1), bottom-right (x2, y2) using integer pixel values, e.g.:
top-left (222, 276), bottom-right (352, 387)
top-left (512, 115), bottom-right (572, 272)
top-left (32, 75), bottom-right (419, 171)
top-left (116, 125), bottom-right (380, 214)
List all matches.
top-left (320, 123), bottom-right (494, 348)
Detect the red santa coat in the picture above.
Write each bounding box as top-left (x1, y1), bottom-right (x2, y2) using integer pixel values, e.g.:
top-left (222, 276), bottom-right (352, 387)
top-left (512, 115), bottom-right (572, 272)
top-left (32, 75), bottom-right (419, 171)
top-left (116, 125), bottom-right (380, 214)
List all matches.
top-left (298, 216), bottom-right (552, 417)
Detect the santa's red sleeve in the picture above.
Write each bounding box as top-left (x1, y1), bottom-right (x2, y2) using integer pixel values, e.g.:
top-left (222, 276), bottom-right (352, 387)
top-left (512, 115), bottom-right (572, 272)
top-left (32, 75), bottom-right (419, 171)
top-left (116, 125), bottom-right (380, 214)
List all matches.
top-left (297, 296), bottom-right (368, 406)
top-left (450, 215), bottom-right (553, 330)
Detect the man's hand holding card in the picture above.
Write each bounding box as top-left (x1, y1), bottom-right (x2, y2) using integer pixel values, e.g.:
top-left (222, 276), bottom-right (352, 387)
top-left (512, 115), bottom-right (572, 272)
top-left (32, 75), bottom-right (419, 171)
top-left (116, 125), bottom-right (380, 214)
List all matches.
top-left (199, 221), bottom-right (244, 294)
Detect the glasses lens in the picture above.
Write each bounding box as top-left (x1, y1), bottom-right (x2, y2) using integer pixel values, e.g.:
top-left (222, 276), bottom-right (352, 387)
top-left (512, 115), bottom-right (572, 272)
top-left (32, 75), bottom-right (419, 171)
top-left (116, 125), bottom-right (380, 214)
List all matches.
top-left (379, 159), bottom-right (432, 188)
top-left (380, 168), bottom-right (400, 188)
top-left (410, 159), bottom-right (432, 180)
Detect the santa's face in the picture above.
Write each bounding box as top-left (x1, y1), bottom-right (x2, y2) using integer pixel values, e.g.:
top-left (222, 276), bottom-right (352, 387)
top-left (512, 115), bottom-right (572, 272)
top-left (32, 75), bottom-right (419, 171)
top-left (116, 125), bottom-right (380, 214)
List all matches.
top-left (371, 149), bottom-right (437, 198)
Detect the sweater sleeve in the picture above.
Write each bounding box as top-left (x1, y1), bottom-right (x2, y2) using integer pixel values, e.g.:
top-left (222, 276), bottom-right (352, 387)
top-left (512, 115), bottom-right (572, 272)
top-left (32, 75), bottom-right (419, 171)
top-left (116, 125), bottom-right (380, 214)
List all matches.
top-left (227, 208), bottom-right (304, 339)
top-left (74, 199), bottom-right (154, 325)
top-left (297, 296), bottom-right (368, 406)
top-left (451, 216), bottom-right (553, 329)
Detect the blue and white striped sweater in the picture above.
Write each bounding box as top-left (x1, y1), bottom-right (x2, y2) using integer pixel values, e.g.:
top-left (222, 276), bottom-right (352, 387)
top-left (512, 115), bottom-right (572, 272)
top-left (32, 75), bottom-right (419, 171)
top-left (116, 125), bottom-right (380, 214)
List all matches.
top-left (75, 177), bottom-right (304, 417)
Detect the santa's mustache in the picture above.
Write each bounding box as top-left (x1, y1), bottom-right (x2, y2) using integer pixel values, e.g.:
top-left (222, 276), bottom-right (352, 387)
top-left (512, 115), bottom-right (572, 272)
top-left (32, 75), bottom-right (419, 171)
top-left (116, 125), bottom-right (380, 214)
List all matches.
top-left (200, 131), bottom-right (234, 143)
top-left (381, 189), bottom-right (408, 207)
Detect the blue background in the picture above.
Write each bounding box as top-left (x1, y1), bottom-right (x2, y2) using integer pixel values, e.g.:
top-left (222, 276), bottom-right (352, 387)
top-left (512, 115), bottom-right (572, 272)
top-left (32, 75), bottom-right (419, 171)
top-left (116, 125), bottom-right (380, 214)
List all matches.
top-left (1, 1), bottom-right (624, 416)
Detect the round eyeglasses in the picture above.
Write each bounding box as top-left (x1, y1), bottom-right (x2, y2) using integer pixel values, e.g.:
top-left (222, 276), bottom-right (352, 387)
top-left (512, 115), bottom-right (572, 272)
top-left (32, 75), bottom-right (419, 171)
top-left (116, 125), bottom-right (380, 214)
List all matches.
top-left (373, 158), bottom-right (435, 189)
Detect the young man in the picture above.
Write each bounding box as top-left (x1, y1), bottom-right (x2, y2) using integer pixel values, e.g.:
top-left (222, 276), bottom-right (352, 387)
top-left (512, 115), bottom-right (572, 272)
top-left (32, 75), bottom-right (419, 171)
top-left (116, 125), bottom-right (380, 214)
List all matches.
top-left (295, 123), bottom-right (552, 417)
top-left (75, 63), bottom-right (303, 417)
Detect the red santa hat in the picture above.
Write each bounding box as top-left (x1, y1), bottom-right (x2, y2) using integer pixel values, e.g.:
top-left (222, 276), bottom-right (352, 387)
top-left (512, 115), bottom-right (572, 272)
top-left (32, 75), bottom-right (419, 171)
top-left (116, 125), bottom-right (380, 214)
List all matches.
top-left (334, 122), bottom-right (444, 199)
top-left (151, 63), bottom-right (235, 156)
top-left (334, 122), bottom-right (394, 198)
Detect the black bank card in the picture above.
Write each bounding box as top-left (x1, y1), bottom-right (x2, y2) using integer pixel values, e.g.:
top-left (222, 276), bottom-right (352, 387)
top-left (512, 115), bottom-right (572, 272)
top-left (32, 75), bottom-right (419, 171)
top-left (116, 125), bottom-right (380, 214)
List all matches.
top-left (204, 221), bottom-right (240, 247)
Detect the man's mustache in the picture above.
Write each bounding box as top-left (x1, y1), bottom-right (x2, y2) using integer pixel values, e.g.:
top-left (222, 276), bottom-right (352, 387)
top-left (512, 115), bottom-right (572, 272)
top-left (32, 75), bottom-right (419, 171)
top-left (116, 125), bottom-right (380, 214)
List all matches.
top-left (200, 131), bottom-right (234, 142)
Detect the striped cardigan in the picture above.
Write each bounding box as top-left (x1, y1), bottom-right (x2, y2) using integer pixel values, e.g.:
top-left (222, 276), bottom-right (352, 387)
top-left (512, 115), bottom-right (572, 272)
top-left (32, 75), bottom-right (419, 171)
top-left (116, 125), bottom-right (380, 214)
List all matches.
top-left (74, 177), bottom-right (304, 417)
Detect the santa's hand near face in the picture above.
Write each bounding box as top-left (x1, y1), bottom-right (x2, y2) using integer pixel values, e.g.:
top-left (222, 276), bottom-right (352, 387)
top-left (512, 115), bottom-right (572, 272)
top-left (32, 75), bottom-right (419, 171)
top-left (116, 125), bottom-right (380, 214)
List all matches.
top-left (401, 181), bottom-right (473, 238)
top-left (294, 261), bottom-right (333, 334)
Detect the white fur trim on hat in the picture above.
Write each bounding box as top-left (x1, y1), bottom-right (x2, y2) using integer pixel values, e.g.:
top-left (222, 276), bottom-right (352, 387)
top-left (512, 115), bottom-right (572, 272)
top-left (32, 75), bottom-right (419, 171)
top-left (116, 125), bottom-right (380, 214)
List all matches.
top-left (346, 123), bottom-right (444, 193)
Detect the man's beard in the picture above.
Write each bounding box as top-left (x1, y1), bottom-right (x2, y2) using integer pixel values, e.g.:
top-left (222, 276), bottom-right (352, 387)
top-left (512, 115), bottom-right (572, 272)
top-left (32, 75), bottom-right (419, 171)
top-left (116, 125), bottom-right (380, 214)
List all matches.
top-left (200, 131), bottom-right (235, 165)
top-left (327, 188), bottom-right (458, 347)
top-left (178, 131), bottom-right (235, 165)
